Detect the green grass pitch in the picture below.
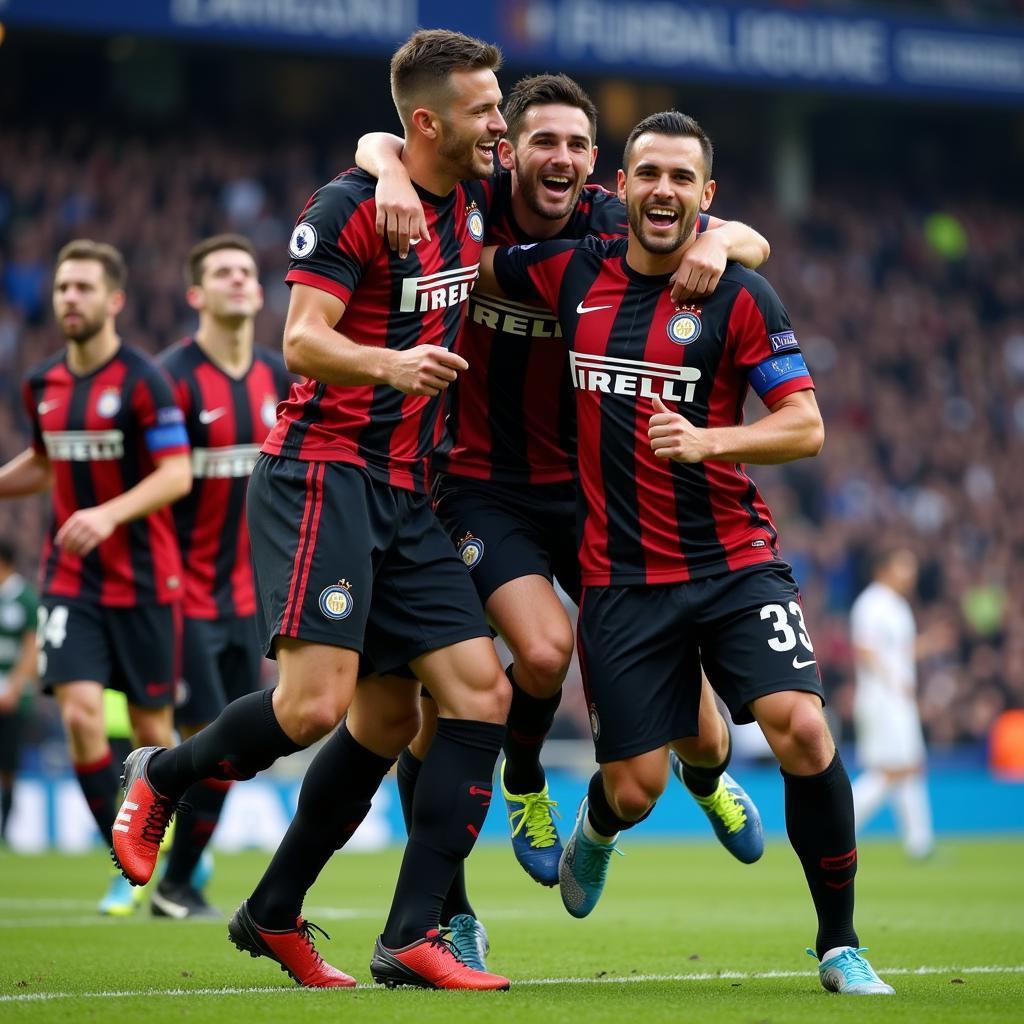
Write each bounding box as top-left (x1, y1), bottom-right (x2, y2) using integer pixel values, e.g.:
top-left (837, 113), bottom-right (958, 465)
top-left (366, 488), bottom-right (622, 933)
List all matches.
top-left (2, 839), bottom-right (1022, 1022)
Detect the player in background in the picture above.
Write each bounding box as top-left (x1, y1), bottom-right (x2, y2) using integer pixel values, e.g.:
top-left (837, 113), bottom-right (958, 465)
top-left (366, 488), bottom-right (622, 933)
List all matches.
top-left (152, 234), bottom-right (293, 919)
top-left (356, 74), bottom-right (767, 960)
top-left (850, 548), bottom-right (945, 860)
top-left (112, 30), bottom-right (517, 991)
top-left (0, 240), bottom-right (191, 912)
top-left (482, 110), bottom-right (894, 995)
top-left (0, 539), bottom-right (38, 846)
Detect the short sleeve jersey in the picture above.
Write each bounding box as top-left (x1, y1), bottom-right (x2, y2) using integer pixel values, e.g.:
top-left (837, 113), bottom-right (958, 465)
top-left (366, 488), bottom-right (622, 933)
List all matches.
top-left (22, 346), bottom-right (189, 606)
top-left (434, 171), bottom-right (628, 484)
top-left (160, 338), bottom-right (293, 619)
top-left (494, 237), bottom-right (814, 586)
top-left (264, 168), bottom-right (492, 494)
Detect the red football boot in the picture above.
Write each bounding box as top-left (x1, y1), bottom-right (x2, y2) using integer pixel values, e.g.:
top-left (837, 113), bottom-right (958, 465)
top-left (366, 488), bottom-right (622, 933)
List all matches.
top-left (370, 929), bottom-right (510, 990)
top-left (228, 900), bottom-right (356, 988)
top-left (111, 746), bottom-right (173, 886)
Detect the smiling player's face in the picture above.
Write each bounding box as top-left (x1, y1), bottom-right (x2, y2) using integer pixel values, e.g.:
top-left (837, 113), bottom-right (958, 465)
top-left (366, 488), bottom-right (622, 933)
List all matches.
top-left (503, 103), bottom-right (596, 222)
top-left (434, 68), bottom-right (507, 180)
top-left (618, 134), bottom-right (715, 256)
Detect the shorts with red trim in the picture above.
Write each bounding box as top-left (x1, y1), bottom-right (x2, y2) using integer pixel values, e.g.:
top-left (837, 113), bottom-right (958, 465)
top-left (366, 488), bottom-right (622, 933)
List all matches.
top-left (247, 454), bottom-right (490, 674)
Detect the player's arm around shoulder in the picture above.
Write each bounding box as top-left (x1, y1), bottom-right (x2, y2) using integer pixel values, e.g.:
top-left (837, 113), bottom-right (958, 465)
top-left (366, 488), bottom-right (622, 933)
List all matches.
top-left (284, 283), bottom-right (466, 398)
top-left (356, 132), bottom-right (430, 259)
top-left (671, 216), bottom-right (771, 304)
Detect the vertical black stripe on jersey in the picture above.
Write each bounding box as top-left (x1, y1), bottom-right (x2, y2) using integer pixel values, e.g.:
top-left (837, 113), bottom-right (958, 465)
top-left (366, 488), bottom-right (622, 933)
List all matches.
top-left (555, 362), bottom-right (576, 471)
top-left (412, 203), bottom-right (466, 492)
top-left (355, 244), bottom-right (416, 476)
top-left (211, 377), bottom-right (255, 615)
top-left (278, 380), bottom-right (327, 459)
top-left (597, 278), bottom-right (661, 578)
top-left (121, 363), bottom-right (157, 598)
top-left (63, 376), bottom-right (103, 602)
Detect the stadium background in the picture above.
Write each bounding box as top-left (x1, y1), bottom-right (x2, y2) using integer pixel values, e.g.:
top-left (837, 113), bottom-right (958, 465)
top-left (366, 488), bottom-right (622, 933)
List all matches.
top-left (1, 0), bottom-right (1023, 850)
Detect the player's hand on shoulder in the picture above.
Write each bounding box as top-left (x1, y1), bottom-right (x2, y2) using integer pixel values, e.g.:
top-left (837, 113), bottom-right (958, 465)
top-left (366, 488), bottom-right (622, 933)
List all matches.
top-left (374, 174), bottom-right (430, 259)
top-left (648, 395), bottom-right (709, 463)
top-left (670, 230), bottom-right (729, 304)
top-left (55, 506), bottom-right (117, 557)
top-left (384, 345), bottom-right (468, 397)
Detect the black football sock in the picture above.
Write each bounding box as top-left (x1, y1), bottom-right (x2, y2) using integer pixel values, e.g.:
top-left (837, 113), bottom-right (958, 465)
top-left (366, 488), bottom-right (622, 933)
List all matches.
top-left (162, 778), bottom-right (232, 887)
top-left (149, 688), bottom-right (304, 800)
top-left (248, 723), bottom-right (394, 929)
top-left (381, 718), bottom-right (503, 948)
top-left (397, 748), bottom-right (475, 923)
top-left (783, 751), bottom-right (859, 958)
top-left (74, 748), bottom-right (119, 840)
top-left (0, 781), bottom-right (13, 841)
top-left (680, 734), bottom-right (732, 798)
top-left (501, 665), bottom-right (561, 795)
top-left (395, 748), bottom-right (421, 834)
top-left (585, 770), bottom-right (652, 836)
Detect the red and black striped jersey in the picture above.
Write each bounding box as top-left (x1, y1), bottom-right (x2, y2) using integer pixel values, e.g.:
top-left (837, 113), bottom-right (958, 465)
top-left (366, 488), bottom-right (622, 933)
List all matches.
top-left (159, 338), bottom-right (293, 620)
top-left (434, 173), bottom-right (628, 485)
top-left (494, 237), bottom-right (814, 587)
top-left (264, 168), bottom-right (491, 494)
top-left (22, 345), bottom-right (190, 606)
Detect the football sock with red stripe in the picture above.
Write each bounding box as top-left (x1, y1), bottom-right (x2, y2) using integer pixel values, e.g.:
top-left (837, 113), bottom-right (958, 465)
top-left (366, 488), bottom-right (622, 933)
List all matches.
top-left (162, 778), bottom-right (232, 886)
top-left (74, 748), bottom-right (119, 840)
top-left (149, 687), bottom-right (303, 799)
top-left (783, 751), bottom-right (860, 958)
top-left (501, 665), bottom-right (561, 795)
top-left (248, 723), bottom-right (394, 929)
top-left (382, 718), bottom-right (504, 948)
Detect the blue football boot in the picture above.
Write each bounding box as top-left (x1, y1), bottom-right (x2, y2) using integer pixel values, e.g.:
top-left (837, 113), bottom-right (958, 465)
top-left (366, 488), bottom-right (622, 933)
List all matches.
top-left (444, 914), bottom-right (489, 971)
top-left (808, 947), bottom-right (895, 995)
top-left (670, 752), bottom-right (764, 864)
top-left (501, 761), bottom-right (562, 887)
top-left (557, 798), bottom-right (621, 919)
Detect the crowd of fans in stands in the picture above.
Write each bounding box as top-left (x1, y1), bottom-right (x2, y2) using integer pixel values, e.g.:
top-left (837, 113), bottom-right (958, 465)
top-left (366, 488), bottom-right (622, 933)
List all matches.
top-left (1, 123), bottom-right (1020, 752)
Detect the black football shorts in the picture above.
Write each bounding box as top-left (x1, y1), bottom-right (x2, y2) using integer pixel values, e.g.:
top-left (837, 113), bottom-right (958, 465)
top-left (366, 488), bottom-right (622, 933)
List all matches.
top-left (577, 562), bottom-right (825, 762)
top-left (247, 455), bottom-right (490, 675)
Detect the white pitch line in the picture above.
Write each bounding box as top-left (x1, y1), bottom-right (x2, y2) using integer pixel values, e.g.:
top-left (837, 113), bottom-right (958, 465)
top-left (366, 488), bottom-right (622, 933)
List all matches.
top-left (1, 964), bottom-right (1021, 1003)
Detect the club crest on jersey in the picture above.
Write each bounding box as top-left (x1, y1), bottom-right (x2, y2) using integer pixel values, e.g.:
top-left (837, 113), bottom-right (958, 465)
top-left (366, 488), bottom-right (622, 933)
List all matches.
top-left (457, 533), bottom-right (485, 570)
top-left (466, 200), bottom-right (485, 242)
top-left (667, 309), bottom-right (702, 346)
top-left (261, 395), bottom-right (277, 428)
top-left (96, 388), bottom-right (122, 418)
top-left (289, 222), bottom-right (317, 260)
top-left (319, 579), bottom-right (354, 621)
top-left (589, 704), bottom-right (601, 741)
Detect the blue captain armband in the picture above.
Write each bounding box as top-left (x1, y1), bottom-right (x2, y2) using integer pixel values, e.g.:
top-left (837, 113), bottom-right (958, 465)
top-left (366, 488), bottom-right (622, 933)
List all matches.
top-left (748, 353), bottom-right (811, 400)
top-left (145, 411), bottom-right (189, 454)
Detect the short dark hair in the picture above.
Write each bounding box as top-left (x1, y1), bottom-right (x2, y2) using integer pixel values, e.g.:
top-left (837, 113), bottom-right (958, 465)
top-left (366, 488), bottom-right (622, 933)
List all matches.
top-left (55, 239), bottom-right (127, 291)
top-left (503, 73), bottom-right (598, 146)
top-left (390, 29), bottom-right (502, 132)
top-left (0, 539), bottom-right (15, 567)
top-left (622, 110), bottom-right (714, 179)
top-left (186, 234), bottom-right (257, 288)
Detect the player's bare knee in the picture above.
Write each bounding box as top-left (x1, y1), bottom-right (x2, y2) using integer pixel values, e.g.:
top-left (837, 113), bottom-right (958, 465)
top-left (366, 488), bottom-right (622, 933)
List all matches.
top-left (513, 637), bottom-right (572, 698)
top-left (456, 667), bottom-right (512, 724)
top-left (283, 699), bottom-right (345, 745)
top-left (608, 781), bottom-right (659, 823)
top-left (674, 729), bottom-right (726, 768)
top-left (60, 700), bottom-right (102, 744)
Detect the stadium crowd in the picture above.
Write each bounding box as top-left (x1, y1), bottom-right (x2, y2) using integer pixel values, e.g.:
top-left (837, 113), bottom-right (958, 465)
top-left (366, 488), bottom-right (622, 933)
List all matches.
top-left (0, 122), bottom-right (1020, 751)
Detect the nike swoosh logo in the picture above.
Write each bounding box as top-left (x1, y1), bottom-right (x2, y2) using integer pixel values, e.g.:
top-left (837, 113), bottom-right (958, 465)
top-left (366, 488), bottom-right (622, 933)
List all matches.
top-left (198, 408), bottom-right (227, 424)
top-left (576, 300), bottom-right (613, 315)
top-left (37, 400), bottom-right (61, 414)
top-left (792, 656), bottom-right (817, 669)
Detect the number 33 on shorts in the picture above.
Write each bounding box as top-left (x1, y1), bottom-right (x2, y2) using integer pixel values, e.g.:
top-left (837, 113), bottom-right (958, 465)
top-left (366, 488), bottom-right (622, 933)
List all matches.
top-left (760, 601), bottom-right (817, 670)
